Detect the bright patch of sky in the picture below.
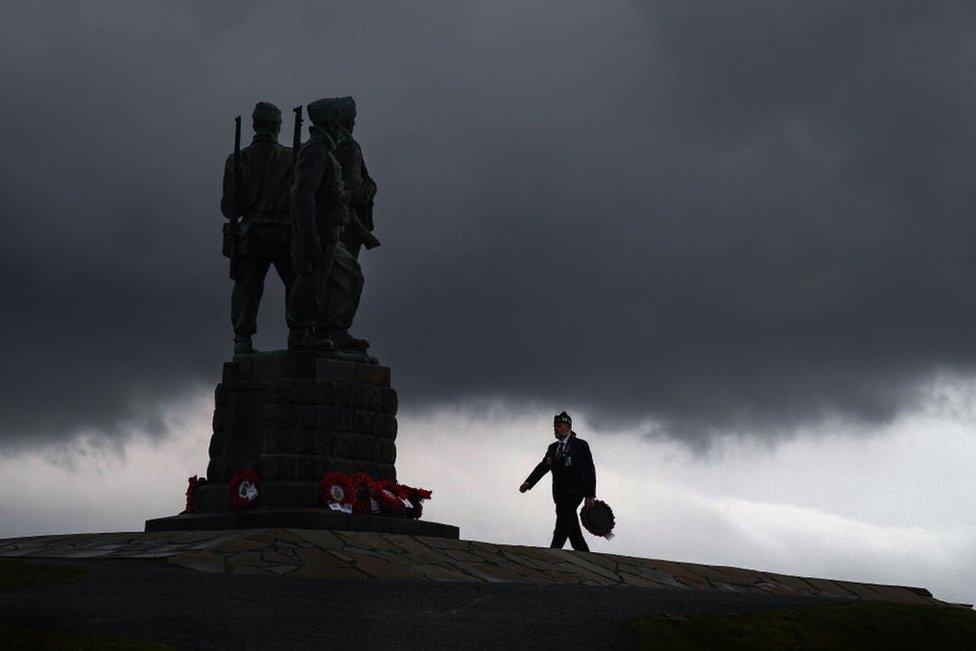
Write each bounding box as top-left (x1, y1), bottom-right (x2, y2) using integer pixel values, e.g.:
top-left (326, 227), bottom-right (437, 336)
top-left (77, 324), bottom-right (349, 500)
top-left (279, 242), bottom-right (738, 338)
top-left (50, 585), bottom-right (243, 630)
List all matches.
top-left (1, 380), bottom-right (972, 605)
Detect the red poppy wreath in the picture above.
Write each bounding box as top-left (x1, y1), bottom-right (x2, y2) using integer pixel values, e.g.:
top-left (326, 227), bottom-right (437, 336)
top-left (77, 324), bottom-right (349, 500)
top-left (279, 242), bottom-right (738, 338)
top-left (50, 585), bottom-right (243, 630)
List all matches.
top-left (374, 479), bottom-right (408, 513)
top-left (352, 472), bottom-right (379, 513)
top-left (228, 468), bottom-right (260, 509)
top-left (320, 471), bottom-right (356, 513)
top-left (398, 484), bottom-right (432, 519)
top-left (184, 475), bottom-right (207, 513)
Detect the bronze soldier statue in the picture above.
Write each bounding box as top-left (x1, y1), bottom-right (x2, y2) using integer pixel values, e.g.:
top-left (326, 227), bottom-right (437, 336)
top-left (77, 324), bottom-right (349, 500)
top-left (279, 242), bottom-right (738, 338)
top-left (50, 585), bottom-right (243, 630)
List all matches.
top-left (288, 97), bottom-right (348, 350)
top-left (290, 97), bottom-right (379, 351)
top-left (323, 96), bottom-right (379, 350)
top-left (220, 101), bottom-right (300, 355)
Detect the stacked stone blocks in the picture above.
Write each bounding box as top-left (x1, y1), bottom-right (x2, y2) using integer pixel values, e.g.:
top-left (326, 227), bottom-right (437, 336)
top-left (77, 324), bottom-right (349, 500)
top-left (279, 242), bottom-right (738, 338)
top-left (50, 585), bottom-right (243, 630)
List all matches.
top-left (202, 352), bottom-right (398, 506)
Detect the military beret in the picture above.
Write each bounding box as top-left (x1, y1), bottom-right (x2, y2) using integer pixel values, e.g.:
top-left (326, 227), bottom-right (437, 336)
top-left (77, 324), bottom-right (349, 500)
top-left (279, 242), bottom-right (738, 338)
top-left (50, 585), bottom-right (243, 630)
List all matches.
top-left (252, 101), bottom-right (282, 124)
top-left (554, 411), bottom-right (572, 425)
top-left (307, 97), bottom-right (345, 125)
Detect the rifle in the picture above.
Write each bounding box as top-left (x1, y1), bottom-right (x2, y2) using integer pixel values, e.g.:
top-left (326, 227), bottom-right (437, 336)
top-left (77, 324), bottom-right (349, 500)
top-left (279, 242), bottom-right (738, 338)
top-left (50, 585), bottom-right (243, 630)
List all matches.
top-left (234, 114), bottom-right (242, 207)
top-left (223, 116), bottom-right (243, 279)
top-left (292, 105), bottom-right (303, 168)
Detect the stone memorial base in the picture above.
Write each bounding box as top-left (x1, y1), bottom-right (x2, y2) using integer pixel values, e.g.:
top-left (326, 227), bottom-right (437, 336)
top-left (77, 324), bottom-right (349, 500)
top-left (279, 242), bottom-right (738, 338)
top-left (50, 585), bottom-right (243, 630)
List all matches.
top-left (0, 529), bottom-right (957, 608)
top-left (145, 349), bottom-right (458, 538)
top-left (145, 508), bottom-right (459, 538)
top-left (208, 350), bottom-right (399, 483)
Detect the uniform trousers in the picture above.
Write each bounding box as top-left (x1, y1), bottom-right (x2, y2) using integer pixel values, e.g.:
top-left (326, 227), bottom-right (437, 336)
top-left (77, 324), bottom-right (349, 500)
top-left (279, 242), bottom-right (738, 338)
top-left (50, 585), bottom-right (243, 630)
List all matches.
top-left (551, 495), bottom-right (590, 552)
top-left (290, 224), bottom-right (338, 334)
top-left (319, 242), bottom-right (364, 335)
top-left (231, 225), bottom-right (299, 336)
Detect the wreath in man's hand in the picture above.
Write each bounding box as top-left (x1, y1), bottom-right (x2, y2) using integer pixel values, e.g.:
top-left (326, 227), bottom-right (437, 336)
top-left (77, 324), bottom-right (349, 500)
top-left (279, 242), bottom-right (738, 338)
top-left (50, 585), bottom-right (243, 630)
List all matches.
top-left (320, 471), bottom-right (356, 513)
top-left (580, 500), bottom-right (616, 540)
top-left (228, 468), bottom-right (260, 509)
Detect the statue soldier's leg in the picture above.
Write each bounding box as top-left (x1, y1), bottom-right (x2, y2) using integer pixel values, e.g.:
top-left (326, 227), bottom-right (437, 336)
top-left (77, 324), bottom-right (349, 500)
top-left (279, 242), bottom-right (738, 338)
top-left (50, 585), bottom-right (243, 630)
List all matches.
top-left (270, 237), bottom-right (299, 337)
top-left (287, 224), bottom-right (338, 350)
top-left (323, 243), bottom-right (367, 349)
top-left (287, 268), bottom-right (315, 349)
top-left (231, 254), bottom-right (272, 355)
top-left (313, 224), bottom-right (340, 340)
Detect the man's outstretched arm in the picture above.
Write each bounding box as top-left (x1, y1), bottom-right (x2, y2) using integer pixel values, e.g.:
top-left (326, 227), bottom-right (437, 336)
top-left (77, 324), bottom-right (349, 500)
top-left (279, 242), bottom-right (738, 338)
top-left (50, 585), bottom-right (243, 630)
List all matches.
top-left (519, 456), bottom-right (550, 493)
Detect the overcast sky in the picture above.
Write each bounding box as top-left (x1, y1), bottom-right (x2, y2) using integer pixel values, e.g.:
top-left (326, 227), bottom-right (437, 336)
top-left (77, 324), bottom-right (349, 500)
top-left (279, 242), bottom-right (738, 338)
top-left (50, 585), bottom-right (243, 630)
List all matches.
top-left (0, 2), bottom-right (973, 604)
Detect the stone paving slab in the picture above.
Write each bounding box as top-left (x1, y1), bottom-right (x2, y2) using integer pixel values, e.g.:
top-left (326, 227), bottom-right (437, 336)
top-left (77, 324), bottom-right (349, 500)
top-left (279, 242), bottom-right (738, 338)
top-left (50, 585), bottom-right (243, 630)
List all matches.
top-left (0, 529), bottom-right (957, 607)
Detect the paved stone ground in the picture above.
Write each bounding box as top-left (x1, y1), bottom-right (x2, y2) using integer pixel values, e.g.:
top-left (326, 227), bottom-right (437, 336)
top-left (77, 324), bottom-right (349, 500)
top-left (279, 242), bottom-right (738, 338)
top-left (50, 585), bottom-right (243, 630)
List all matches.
top-left (0, 529), bottom-right (946, 606)
top-left (0, 558), bottom-right (851, 649)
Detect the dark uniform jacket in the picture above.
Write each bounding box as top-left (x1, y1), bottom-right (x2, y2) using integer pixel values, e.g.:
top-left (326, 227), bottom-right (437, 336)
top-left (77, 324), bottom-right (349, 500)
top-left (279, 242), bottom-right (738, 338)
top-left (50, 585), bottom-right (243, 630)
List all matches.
top-left (333, 132), bottom-right (376, 220)
top-left (221, 133), bottom-right (292, 224)
top-left (289, 126), bottom-right (348, 235)
top-left (524, 432), bottom-right (596, 500)
top-left (333, 131), bottom-right (377, 252)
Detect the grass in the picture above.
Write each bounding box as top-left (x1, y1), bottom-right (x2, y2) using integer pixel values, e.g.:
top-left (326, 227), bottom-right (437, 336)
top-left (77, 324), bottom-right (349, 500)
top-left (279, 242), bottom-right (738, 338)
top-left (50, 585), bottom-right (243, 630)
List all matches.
top-left (0, 556), bottom-right (87, 591)
top-left (0, 557), bottom-right (171, 649)
top-left (0, 623), bottom-right (172, 650)
top-left (629, 602), bottom-right (976, 650)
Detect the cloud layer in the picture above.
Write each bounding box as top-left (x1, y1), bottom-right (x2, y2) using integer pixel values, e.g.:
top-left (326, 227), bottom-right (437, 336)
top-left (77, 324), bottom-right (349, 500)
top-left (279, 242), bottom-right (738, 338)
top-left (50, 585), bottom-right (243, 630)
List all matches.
top-left (2, 399), bottom-right (973, 603)
top-left (2, 2), bottom-right (976, 446)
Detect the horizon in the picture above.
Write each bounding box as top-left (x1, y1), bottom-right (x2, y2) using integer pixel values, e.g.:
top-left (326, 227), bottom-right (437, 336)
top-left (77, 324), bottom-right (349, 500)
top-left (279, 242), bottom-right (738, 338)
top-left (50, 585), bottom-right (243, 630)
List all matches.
top-left (0, 1), bottom-right (973, 606)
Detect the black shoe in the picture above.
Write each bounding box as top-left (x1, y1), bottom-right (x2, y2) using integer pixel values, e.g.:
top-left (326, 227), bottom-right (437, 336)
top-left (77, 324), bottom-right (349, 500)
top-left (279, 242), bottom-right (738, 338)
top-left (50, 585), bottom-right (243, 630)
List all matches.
top-left (234, 335), bottom-right (256, 355)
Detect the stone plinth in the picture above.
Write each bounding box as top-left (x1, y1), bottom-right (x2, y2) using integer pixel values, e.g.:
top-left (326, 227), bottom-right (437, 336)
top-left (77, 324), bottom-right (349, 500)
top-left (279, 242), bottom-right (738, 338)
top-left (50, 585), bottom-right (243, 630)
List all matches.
top-left (144, 509), bottom-right (458, 538)
top-left (207, 351), bottom-right (398, 484)
top-left (145, 350), bottom-right (456, 536)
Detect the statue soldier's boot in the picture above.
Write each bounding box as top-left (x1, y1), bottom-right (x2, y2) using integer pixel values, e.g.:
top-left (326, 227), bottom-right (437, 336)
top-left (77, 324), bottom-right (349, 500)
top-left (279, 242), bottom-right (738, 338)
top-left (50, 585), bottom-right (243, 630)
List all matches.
top-left (288, 329), bottom-right (334, 352)
top-left (329, 329), bottom-right (370, 350)
top-left (234, 334), bottom-right (257, 356)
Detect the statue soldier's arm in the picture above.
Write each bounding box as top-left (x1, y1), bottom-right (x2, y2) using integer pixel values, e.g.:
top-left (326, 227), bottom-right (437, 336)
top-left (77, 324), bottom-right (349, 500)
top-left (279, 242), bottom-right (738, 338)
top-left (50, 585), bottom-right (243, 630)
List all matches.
top-left (343, 156), bottom-right (380, 251)
top-left (289, 141), bottom-right (327, 268)
top-left (358, 158), bottom-right (377, 231)
top-left (336, 140), bottom-right (380, 250)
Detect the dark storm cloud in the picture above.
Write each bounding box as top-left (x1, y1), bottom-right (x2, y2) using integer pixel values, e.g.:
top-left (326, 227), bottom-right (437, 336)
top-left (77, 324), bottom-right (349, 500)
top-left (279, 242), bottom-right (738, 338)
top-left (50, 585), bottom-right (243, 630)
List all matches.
top-left (2, 1), bottom-right (975, 448)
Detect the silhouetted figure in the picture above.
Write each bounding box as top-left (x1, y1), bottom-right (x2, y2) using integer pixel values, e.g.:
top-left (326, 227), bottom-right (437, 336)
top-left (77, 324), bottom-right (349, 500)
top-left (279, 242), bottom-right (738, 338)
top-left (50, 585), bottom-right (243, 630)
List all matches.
top-left (520, 411), bottom-right (597, 552)
top-left (288, 97), bottom-right (350, 350)
top-left (220, 102), bottom-right (298, 355)
top-left (323, 96), bottom-right (378, 350)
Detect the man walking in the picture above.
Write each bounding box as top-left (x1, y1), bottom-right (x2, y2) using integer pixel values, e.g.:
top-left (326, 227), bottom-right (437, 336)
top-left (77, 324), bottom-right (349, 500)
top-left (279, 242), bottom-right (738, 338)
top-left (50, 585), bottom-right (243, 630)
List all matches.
top-left (520, 411), bottom-right (597, 552)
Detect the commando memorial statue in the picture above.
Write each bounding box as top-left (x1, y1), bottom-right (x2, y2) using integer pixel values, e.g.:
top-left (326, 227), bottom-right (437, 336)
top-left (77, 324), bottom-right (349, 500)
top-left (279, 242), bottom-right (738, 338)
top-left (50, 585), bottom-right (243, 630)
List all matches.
top-left (146, 97), bottom-right (456, 538)
top-left (220, 102), bottom-right (298, 356)
top-left (290, 96), bottom-right (380, 353)
top-left (323, 96), bottom-right (379, 350)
